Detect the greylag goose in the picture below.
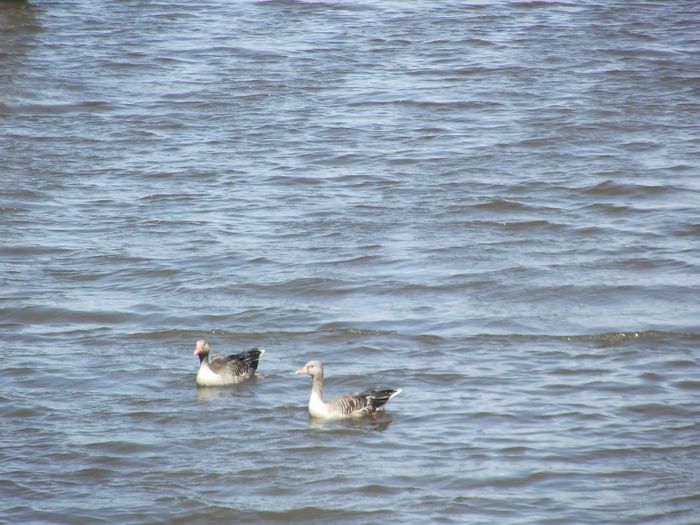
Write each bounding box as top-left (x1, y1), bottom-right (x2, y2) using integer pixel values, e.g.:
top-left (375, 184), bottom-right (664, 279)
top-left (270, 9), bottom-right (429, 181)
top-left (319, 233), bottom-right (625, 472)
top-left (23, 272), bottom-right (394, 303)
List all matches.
top-left (194, 339), bottom-right (264, 386)
top-left (295, 360), bottom-right (401, 420)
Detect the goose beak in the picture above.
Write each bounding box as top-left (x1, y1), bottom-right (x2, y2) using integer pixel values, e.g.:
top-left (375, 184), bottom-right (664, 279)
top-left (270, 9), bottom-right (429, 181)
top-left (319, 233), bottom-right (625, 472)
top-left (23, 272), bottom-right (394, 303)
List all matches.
top-left (295, 367), bottom-right (306, 375)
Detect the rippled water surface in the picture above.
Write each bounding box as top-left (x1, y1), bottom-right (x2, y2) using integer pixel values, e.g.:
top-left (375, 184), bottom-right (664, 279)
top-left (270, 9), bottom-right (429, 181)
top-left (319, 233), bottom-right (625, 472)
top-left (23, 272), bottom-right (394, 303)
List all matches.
top-left (2, 0), bottom-right (700, 523)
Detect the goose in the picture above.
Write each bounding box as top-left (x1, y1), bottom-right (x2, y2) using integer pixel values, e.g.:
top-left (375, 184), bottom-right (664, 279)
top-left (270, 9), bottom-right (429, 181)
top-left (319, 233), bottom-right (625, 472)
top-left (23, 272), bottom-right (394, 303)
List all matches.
top-left (194, 339), bottom-right (264, 386)
top-left (295, 360), bottom-right (401, 420)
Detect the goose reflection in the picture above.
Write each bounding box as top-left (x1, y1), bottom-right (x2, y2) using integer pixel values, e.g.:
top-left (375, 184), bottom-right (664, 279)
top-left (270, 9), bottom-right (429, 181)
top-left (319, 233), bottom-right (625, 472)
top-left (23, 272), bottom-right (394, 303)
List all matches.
top-left (196, 386), bottom-right (243, 400)
top-left (307, 412), bottom-right (396, 431)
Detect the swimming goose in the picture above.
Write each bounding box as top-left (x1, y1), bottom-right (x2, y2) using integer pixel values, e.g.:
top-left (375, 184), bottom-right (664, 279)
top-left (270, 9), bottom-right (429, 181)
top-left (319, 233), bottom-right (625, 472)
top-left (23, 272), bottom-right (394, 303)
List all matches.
top-left (194, 339), bottom-right (264, 386)
top-left (295, 360), bottom-right (401, 420)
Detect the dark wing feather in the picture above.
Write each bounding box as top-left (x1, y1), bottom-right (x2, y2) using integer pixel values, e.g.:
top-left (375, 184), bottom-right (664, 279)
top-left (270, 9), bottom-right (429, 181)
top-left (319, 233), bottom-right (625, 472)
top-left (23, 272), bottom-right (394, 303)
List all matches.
top-left (210, 348), bottom-right (264, 377)
top-left (333, 387), bottom-right (400, 417)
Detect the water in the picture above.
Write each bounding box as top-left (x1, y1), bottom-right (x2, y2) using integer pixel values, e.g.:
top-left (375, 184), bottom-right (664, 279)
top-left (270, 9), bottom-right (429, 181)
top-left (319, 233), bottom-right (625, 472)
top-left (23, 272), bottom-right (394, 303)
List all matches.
top-left (2, 0), bottom-right (699, 523)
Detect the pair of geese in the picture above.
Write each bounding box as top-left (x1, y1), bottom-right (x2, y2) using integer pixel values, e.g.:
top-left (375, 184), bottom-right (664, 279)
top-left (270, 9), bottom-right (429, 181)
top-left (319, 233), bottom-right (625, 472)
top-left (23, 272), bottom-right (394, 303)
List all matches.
top-left (194, 339), bottom-right (401, 420)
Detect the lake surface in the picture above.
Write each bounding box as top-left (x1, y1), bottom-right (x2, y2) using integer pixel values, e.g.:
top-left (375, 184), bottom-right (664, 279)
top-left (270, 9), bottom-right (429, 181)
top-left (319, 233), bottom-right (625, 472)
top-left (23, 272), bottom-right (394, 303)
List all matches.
top-left (1, 0), bottom-right (699, 523)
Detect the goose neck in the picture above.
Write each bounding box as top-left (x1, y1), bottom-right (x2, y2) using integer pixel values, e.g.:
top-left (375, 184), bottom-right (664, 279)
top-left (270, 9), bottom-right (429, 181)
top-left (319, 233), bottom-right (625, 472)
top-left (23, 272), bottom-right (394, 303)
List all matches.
top-left (311, 373), bottom-right (324, 400)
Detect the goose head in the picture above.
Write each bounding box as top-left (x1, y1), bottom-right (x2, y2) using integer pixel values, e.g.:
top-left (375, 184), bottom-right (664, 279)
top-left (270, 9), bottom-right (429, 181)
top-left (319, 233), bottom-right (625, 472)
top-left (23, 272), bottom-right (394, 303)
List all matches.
top-left (193, 339), bottom-right (210, 356)
top-left (295, 360), bottom-right (323, 378)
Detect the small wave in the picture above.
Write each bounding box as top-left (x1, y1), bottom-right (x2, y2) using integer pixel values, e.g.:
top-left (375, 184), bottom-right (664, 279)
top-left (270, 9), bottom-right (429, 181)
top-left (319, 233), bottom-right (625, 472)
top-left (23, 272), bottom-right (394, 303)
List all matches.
top-left (624, 403), bottom-right (698, 418)
top-left (319, 322), bottom-right (397, 337)
top-left (0, 206), bottom-right (29, 214)
top-left (72, 467), bottom-right (115, 480)
top-left (214, 506), bottom-right (390, 523)
top-left (3, 100), bottom-right (113, 115)
top-left (597, 46), bottom-right (684, 59)
top-left (318, 254), bottom-right (381, 265)
top-left (82, 439), bottom-right (161, 455)
top-left (562, 330), bottom-right (695, 346)
top-left (618, 140), bottom-right (663, 152)
top-left (612, 256), bottom-right (692, 272)
top-left (0, 406), bottom-right (44, 418)
top-left (263, 277), bottom-right (359, 296)
top-left (499, 219), bottom-right (564, 231)
top-left (580, 202), bottom-right (638, 214)
top-left (471, 198), bottom-right (531, 211)
top-left (0, 245), bottom-right (72, 257)
top-left (347, 97), bottom-right (501, 110)
top-left (0, 305), bottom-right (137, 326)
top-left (469, 330), bottom-right (698, 347)
top-left (672, 223), bottom-right (700, 238)
top-left (581, 180), bottom-right (675, 198)
top-left (672, 380), bottom-right (700, 392)
top-left (486, 469), bottom-right (620, 489)
top-left (509, 0), bottom-right (578, 8)
top-left (257, 0), bottom-right (372, 11)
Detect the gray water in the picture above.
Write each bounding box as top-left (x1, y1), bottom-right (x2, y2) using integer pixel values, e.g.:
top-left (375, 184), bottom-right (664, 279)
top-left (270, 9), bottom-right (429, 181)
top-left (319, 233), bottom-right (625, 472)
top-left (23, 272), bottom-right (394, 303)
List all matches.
top-left (2, 0), bottom-right (700, 523)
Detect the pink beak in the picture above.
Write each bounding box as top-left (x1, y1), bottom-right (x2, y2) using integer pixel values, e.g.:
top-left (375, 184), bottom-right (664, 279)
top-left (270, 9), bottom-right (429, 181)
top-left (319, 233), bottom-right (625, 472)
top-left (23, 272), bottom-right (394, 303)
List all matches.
top-left (193, 348), bottom-right (199, 355)
top-left (295, 367), bottom-right (306, 375)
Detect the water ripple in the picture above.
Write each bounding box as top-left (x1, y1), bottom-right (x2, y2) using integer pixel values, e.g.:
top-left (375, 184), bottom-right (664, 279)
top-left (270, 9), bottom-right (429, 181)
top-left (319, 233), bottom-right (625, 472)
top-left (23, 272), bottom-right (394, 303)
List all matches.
top-left (2, 0), bottom-right (699, 523)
